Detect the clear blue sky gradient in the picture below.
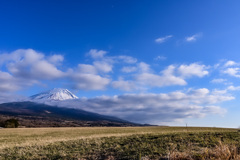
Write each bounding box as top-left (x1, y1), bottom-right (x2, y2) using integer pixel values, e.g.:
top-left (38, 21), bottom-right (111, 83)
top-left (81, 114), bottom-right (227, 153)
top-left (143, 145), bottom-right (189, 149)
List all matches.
top-left (0, 0), bottom-right (240, 127)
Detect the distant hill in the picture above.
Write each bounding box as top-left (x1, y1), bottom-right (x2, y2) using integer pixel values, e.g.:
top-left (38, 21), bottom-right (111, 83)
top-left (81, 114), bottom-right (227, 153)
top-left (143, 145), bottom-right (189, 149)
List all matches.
top-left (0, 101), bottom-right (140, 127)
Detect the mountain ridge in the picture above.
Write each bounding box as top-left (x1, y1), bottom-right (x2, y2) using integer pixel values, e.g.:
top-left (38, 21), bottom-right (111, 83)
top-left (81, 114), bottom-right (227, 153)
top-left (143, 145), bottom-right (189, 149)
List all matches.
top-left (0, 101), bottom-right (140, 127)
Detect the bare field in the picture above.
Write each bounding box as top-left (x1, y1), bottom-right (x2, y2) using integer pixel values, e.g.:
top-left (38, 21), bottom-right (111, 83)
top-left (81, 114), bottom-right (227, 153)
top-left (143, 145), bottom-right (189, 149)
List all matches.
top-left (0, 127), bottom-right (239, 159)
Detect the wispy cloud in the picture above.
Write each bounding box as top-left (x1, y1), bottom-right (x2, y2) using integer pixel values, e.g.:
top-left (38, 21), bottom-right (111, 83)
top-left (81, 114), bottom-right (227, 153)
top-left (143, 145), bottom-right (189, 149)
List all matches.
top-left (177, 63), bottom-right (209, 78)
top-left (87, 49), bottom-right (107, 59)
top-left (155, 35), bottom-right (173, 43)
top-left (223, 67), bottom-right (240, 78)
top-left (216, 60), bottom-right (240, 78)
top-left (211, 78), bottom-right (227, 84)
top-left (154, 56), bottom-right (167, 61)
top-left (121, 66), bottom-right (137, 73)
top-left (227, 85), bottom-right (240, 91)
top-left (224, 60), bottom-right (238, 67)
top-left (117, 56), bottom-right (137, 64)
top-left (185, 33), bottom-right (202, 42)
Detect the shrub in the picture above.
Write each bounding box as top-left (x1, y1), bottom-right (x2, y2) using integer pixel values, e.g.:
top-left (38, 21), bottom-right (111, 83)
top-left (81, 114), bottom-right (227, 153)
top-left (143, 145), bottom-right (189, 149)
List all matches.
top-left (4, 119), bottom-right (19, 128)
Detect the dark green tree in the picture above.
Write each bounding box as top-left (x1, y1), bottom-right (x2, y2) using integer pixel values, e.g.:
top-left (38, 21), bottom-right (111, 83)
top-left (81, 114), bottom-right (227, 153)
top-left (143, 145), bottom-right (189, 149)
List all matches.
top-left (4, 119), bottom-right (19, 128)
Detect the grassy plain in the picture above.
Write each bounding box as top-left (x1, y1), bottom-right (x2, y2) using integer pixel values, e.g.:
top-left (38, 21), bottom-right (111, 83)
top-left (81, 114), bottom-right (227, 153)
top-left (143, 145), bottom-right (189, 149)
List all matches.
top-left (0, 127), bottom-right (239, 159)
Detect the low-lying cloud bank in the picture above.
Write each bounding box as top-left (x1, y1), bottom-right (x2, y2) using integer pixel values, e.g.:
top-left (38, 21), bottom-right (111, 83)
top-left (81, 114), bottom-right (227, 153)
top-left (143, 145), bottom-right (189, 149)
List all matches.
top-left (41, 88), bottom-right (232, 125)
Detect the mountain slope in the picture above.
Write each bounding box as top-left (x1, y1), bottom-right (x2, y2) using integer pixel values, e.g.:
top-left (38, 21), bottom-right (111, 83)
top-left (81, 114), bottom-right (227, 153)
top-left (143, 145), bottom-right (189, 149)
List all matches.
top-left (0, 102), bottom-right (139, 127)
top-left (30, 88), bottom-right (78, 101)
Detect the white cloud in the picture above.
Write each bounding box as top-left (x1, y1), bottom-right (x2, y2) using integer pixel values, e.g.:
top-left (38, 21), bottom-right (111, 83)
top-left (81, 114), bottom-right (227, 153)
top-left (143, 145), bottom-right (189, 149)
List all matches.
top-left (93, 61), bottom-right (113, 73)
top-left (223, 67), bottom-right (240, 78)
top-left (87, 49), bottom-right (107, 59)
top-left (77, 64), bottom-right (97, 74)
top-left (185, 33), bottom-right (202, 42)
top-left (112, 79), bottom-right (136, 91)
top-left (117, 56), bottom-right (137, 64)
top-left (212, 85), bottom-right (240, 96)
top-left (155, 35), bottom-right (173, 43)
top-left (138, 62), bottom-right (151, 73)
top-left (47, 88), bottom-right (232, 125)
top-left (154, 56), bottom-right (167, 61)
top-left (4, 49), bottom-right (65, 80)
top-left (69, 62), bottom-right (112, 90)
top-left (0, 49), bottom-right (113, 93)
top-left (0, 71), bottom-right (21, 91)
top-left (211, 78), bottom-right (227, 84)
top-left (121, 66), bottom-right (137, 73)
top-left (224, 60), bottom-right (237, 67)
top-left (0, 70), bottom-right (37, 92)
top-left (220, 60), bottom-right (240, 78)
top-left (48, 55), bottom-right (64, 64)
top-left (31, 60), bottom-right (65, 79)
top-left (178, 63), bottom-right (209, 78)
top-left (130, 63), bottom-right (208, 89)
top-left (136, 65), bottom-right (187, 87)
top-left (227, 85), bottom-right (240, 91)
top-left (203, 106), bottom-right (227, 115)
top-left (71, 73), bottom-right (111, 90)
top-left (212, 89), bottom-right (227, 95)
top-left (0, 49), bottom-right (66, 93)
top-left (189, 88), bottom-right (210, 96)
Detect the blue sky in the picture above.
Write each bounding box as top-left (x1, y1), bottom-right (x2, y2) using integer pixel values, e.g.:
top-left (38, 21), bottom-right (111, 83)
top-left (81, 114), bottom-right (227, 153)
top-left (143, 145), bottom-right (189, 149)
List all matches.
top-left (0, 0), bottom-right (240, 127)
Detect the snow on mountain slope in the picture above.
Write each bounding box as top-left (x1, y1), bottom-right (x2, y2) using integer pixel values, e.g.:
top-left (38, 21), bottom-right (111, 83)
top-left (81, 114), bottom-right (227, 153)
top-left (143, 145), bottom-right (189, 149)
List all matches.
top-left (30, 88), bottom-right (78, 101)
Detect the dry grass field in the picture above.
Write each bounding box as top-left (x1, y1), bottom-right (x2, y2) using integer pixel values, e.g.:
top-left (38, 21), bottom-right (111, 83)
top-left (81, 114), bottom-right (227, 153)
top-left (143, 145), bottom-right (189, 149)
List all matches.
top-left (0, 127), bottom-right (239, 159)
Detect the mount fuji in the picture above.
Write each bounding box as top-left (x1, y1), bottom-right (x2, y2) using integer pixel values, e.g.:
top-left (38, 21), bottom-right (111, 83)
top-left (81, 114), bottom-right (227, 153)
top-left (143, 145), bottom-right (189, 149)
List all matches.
top-left (30, 88), bottom-right (78, 101)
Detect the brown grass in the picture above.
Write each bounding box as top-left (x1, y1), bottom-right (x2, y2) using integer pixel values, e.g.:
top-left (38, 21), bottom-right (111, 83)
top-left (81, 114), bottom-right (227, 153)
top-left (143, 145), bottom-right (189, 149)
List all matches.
top-left (169, 141), bottom-right (240, 160)
top-left (0, 127), bottom-right (239, 159)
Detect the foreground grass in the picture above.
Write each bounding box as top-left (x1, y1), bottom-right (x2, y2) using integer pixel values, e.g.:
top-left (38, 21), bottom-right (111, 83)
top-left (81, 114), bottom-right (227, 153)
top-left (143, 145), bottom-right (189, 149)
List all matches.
top-left (0, 127), bottom-right (239, 159)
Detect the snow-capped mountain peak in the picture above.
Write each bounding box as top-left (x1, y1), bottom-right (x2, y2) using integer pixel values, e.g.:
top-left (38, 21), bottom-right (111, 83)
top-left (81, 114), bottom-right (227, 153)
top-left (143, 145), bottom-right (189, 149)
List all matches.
top-left (30, 88), bottom-right (78, 101)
